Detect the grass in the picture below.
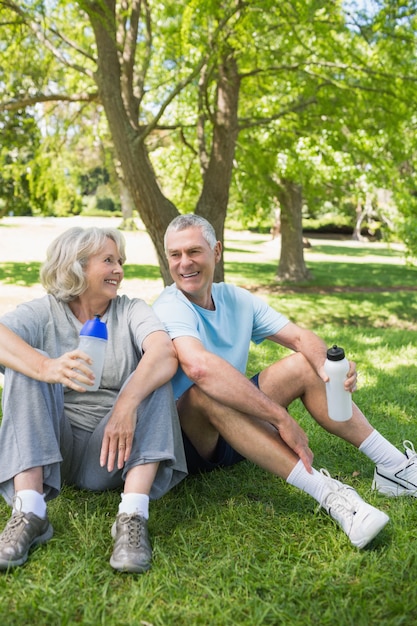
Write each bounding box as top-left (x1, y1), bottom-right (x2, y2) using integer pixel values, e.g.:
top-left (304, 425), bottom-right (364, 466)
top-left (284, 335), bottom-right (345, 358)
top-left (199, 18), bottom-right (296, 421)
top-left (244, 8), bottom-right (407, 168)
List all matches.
top-left (1, 232), bottom-right (417, 625)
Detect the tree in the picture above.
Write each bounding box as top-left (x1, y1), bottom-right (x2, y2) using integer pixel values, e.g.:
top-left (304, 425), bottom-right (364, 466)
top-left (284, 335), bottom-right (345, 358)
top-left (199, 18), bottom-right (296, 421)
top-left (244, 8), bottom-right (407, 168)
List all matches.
top-left (0, 109), bottom-right (40, 216)
top-left (2, 0), bottom-right (417, 283)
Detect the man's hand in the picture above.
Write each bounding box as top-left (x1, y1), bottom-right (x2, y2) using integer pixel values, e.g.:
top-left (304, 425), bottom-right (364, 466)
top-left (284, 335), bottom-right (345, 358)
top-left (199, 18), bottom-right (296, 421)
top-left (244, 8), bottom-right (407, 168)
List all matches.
top-left (345, 360), bottom-right (358, 392)
top-left (276, 413), bottom-right (314, 473)
top-left (319, 359), bottom-right (357, 393)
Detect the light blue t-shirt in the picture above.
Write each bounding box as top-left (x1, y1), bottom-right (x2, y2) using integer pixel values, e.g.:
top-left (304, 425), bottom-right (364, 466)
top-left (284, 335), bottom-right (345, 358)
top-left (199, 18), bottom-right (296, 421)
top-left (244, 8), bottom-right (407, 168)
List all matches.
top-left (153, 282), bottom-right (289, 399)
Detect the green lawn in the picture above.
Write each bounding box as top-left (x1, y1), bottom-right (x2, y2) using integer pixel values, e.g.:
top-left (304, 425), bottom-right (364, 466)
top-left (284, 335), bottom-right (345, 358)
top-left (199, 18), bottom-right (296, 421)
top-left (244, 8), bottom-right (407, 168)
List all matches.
top-left (0, 234), bottom-right (417, 625)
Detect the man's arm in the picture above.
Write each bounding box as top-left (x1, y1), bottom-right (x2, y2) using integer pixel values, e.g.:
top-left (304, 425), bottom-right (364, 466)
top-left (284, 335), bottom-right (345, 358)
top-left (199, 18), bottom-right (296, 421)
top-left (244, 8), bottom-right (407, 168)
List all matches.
top-left (269, 322), bottom-right (328, 375)
top-left (268, 322), bottom-right (357, 392)
top-left (173, 335), bottom-right (313, 471)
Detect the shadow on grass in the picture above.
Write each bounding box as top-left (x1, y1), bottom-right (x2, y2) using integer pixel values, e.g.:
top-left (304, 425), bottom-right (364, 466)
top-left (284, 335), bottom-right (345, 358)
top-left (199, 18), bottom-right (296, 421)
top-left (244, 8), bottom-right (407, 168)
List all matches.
top-left (1, 255), bottom-right (415, 292)
top-left (306, 260), bottom-right (417, 289)
top-left (225, 259), bottom-right (417, 290)
top-left (122, 264), bottom-right (161, 280)
top-left (307, 242), bottom-right (405, 259)
top-left (225, 240), bottom-right (270, 255)
top-left (267, 290), bottom-right (417, 330)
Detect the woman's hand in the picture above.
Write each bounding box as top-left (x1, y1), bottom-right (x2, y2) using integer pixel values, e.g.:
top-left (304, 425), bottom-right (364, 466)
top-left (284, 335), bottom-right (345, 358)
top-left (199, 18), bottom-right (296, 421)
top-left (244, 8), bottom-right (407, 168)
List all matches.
top-left (0, 323), bottom-right (93, 389)
top-left (100, 406), bottom-right (137, 472)
top-left (39, 349), bottom-right (95, 391)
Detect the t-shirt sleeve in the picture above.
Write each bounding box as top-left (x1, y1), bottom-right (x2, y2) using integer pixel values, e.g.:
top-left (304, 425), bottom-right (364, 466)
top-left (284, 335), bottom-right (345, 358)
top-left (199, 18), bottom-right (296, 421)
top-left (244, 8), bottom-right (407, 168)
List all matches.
top-left (153, 290), bottom-right (201, 341)
top-left (250, 292), bottom-right (290, 344)
top-left (126, 297), bottom-right (166, 353)
top-left (0, 299), bottom-right (50, 345)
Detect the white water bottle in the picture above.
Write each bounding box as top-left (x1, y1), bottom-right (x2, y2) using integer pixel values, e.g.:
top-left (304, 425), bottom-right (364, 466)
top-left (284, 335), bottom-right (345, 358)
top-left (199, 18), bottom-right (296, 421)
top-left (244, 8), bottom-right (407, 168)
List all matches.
top-left (324, 345), bottom-right (352, 421)
top-left (77, 315), bottom-right (108, 391)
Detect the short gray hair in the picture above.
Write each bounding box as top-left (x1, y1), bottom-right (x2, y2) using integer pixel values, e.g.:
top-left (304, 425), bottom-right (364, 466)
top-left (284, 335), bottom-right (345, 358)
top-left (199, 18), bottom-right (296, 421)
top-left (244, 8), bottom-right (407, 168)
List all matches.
top-left (40, 226), bottom-right (126, 302)
top-left (164, 214), bottom-right (217, 255)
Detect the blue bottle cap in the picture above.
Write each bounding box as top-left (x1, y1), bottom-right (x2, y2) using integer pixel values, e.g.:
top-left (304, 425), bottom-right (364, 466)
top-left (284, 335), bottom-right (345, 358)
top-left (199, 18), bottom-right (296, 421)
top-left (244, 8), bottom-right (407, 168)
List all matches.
top-left (80, 315), bottom-right (108, 340)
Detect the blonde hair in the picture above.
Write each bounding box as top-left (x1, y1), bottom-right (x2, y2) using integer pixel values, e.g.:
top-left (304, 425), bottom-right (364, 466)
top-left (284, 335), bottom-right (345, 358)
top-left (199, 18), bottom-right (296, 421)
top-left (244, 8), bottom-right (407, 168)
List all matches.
top-left (40, 226), bottom-right (126, 302)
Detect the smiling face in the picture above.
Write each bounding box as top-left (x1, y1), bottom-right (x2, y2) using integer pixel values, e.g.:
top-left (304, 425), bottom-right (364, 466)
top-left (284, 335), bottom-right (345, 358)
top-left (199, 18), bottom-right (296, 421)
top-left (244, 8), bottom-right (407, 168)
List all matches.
top-left (81, 237), bottom-right (124, 308)
top-left (166, 226), bottom-right (222, 309)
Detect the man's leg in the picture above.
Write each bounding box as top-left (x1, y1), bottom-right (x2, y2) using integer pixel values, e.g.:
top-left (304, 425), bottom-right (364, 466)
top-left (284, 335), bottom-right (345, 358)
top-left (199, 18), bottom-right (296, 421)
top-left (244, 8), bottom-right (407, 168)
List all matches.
top-left (178, 382), bottom-right (300, 479)
top-left (178, 351), bottom-right (374, 475)
top-left (258, 351), bottom-right (374, 445)
top-left (260, 352), bottom-right (417, 497)
top-left (177, 373), bottom-right (390, 549)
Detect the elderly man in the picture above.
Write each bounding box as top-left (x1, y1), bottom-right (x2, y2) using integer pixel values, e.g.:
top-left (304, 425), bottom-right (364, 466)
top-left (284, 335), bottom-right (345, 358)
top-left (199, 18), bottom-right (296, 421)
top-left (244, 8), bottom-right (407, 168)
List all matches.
top-left (153, 213), bottom-right (417, 549)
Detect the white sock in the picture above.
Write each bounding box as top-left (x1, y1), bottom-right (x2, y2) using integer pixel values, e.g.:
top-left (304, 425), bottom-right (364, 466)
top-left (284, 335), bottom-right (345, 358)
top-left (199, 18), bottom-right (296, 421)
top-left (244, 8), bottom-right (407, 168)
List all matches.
top-left (359, 430), bottom-right (405, 471)
top-left (286, 460), bottom-right (332, 506)
top-left (14, 490), bottom-right (47, 519)
top-left (118, 493), bottom-right (149, 520)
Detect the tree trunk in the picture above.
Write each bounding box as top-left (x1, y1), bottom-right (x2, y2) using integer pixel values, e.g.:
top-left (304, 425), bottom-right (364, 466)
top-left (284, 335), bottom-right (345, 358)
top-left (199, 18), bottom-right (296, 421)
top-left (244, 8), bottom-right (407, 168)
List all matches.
top-left (196, 52), bottom-right (240, 282)
top-left (88, 4), bottom-right (240, 286)
top-left (276, 179), bottom-right (312, 282)
top-left (352, 194), bottom-right (372, 241)
top-left (118, 178), bottom-right (137, 231)
top-left (88, 3), bottom-right (179, 285)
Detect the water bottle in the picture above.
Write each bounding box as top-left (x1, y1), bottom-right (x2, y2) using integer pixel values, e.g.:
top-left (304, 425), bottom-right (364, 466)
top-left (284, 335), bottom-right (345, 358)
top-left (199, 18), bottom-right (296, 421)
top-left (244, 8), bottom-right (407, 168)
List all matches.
top-left (324, 345), bottom-right (352, 421)
top-left (77, 315), bottom-right (108, 391)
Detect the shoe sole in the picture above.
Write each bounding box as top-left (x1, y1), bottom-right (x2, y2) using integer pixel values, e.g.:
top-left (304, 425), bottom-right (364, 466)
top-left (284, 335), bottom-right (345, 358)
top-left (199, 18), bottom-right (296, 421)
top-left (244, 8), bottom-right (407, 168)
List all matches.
top-left (0, 523), bottom-right (53, 570)
top-left (109, 555), bottom-right (151, 573)
top-left (373, 483), bottom-right (417, 497)
top-left (372, 471), bottom-right (417, 497)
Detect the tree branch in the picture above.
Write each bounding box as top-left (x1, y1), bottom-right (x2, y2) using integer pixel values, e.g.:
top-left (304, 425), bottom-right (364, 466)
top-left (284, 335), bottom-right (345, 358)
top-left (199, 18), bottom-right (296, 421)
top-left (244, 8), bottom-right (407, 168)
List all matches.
top-left (139, 3), bottom-right (244, 139)
top-left (0, 92), bottom-right (99, 112)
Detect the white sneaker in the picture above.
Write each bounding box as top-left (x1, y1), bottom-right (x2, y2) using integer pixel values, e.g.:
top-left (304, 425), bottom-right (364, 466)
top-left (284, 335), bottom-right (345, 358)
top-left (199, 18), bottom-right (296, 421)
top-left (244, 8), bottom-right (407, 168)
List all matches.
top-left (372, 440), bottom-right (417, 497)
top-left (320, 469), bottom-right (389, 549)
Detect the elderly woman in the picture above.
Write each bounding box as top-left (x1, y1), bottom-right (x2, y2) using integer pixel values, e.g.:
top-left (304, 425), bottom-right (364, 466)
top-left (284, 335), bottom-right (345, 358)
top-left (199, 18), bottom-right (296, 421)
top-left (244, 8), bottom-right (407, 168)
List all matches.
top-left (0, 226), bottom-right (187, 573)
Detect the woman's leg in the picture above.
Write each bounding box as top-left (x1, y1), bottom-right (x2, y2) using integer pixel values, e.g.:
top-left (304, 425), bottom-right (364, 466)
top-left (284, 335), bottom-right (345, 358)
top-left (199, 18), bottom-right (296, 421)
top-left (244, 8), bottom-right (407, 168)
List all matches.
top-left (0, 366), bottom-right (71, 569)
top-left (68, 381), bottom-right (187, 573)
top-left (0, 365), bottom-right (70, 504)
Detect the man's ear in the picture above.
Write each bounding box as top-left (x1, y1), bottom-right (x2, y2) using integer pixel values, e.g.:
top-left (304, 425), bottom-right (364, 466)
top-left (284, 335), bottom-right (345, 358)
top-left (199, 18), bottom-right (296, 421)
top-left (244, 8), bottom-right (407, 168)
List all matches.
top-left (214, 241), bottom-right (222, 263)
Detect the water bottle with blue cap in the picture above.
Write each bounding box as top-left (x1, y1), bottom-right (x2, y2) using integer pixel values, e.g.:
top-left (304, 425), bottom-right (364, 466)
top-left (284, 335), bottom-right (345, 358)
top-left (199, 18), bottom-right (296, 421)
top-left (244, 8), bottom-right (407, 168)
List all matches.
top-left (77, 315), bottom-right (108, 391)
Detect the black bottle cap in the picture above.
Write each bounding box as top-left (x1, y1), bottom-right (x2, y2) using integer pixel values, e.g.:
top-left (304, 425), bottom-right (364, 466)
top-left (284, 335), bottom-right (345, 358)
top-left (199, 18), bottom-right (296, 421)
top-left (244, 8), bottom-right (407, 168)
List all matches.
top-left (326, 345), bottom-right (345, 361)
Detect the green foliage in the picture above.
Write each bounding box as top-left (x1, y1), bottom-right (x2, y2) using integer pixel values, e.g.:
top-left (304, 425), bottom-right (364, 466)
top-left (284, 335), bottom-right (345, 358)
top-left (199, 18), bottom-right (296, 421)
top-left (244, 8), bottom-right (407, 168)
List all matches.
top-left (0, 111), bottom-right (40, 215)
top-left (2, 1), bottom-right (417, 258)
top-left (392, 173), bottom-right (417, 260)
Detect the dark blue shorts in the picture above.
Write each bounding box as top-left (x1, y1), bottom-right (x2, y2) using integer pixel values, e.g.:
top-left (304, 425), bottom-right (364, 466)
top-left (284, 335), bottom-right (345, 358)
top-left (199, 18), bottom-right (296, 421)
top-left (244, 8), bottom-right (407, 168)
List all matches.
top-left (182, 373), bottom-right (259, 475)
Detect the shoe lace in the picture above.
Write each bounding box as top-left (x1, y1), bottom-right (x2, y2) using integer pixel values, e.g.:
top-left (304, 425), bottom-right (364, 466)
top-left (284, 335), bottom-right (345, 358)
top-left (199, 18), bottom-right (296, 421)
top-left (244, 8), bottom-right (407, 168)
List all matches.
top-left (323, 490), bottom-right (356, 526)
top-left (320, 468), bottom-right (357, 521)
top-left (1, 512), bottom-right (26, 543)
top-left (120, 513), bottom-right (143, 548)
top-left (404, 440), bottom-right (416, 459)
top-left (320, 467), bottom-right (339, 485)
